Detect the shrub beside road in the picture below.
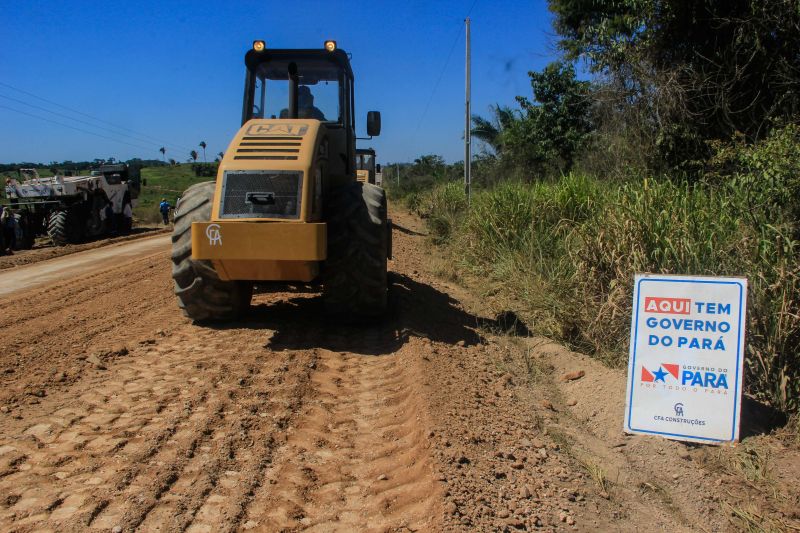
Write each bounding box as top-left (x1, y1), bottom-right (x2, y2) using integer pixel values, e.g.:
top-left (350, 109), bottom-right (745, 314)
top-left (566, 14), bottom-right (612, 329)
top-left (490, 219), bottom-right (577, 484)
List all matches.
top-left (394, 125), bottom-right (800, 418)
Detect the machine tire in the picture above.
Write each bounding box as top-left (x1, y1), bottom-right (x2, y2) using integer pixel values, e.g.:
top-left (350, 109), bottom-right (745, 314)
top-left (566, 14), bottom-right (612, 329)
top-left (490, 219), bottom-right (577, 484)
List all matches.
top-left (18, 218), bottom-right (35, 250)
top-left (171, 181), bottom-right (252, 322)
top-left (323, 182), bottom-right (388, 319)
top-left (47, 209), bottom-right (83, 245)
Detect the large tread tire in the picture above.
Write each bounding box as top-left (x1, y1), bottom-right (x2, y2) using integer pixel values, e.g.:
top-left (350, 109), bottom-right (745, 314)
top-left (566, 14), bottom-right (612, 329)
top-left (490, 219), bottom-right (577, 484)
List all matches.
top-left (323, 182), bottom-right (388, 319)
top-left (171, 181), bottom-right (252, 322)
top-left (47, 209), bottom-right (82, 245)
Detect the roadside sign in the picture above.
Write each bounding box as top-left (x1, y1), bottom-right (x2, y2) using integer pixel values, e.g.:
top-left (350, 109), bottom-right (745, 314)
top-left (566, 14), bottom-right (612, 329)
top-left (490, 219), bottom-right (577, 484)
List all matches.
top-left (624, 274), bottom-right (748, 444)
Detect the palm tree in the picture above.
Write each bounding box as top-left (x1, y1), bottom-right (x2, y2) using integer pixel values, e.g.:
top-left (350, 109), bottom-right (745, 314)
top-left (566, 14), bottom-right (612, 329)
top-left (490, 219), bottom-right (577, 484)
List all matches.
top-left (217, 151), bottom-right (224, 160)
top-left (471, 104), bottom-right (517, 155)
top-left (199, 141), bottom-right (207, 162)
top-left (159, 147), bottom-right (166, 161)
top-left (190, 150), bottom-right (198, 162)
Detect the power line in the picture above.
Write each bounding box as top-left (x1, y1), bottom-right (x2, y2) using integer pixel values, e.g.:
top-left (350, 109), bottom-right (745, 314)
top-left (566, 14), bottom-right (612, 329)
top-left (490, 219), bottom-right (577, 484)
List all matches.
top-left (0, 81), bottom-right (193, 152)
top-left (414, 28), bottom-right (462, 135)
top-left (0, 81), bottom-right (194, 153)
top-left (466, 0), bottom-right (480, 19)
top-left (413, 0), bottom-right (480, 138)
top-left (0, 93), bottom-right (181, 153)
top-left (0, 104), bottom-right (157, 152)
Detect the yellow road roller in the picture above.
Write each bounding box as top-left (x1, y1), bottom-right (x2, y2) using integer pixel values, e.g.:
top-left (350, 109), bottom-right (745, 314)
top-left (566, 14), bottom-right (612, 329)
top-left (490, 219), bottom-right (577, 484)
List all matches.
top-left (171, 40), bottom-right (389, 322)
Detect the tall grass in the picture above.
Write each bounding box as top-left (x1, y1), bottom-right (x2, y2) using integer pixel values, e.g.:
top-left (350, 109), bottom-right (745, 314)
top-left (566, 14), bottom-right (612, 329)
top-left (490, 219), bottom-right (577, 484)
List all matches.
top-left (411, 127), bottom-right (800, 413)
top-left (413, 181), bottom-right (468, 244)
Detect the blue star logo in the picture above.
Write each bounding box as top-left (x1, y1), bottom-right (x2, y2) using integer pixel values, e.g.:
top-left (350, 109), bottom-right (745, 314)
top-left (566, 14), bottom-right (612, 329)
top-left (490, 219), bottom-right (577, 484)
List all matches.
top-left (653, 367), bottom-right (668, 383)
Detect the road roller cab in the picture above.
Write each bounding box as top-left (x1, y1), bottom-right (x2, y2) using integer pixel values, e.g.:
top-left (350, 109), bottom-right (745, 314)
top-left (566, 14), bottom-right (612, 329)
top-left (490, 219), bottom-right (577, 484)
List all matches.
top-left (355, 148), bottom-right (377, 184)
top-left (171, 41), bottom-right (389, 322)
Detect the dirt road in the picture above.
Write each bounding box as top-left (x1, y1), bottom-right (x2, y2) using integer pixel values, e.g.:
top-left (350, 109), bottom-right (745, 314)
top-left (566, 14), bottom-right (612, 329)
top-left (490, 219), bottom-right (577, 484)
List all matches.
top-left (0, 235), bottom-right (169, 297)
top-left (0, 211), bottom-right (797, 532)
top-left (0, 228), bottom-right (168, 273)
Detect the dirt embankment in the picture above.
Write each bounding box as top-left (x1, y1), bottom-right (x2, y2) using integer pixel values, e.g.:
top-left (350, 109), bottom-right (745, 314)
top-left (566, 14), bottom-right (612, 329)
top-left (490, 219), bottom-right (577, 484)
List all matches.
top-left (0, 208), bottom-right (796, 532)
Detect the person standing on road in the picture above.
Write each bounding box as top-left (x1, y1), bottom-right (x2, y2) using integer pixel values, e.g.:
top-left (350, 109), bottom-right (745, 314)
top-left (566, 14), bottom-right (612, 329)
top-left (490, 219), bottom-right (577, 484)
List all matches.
top-left (159, 198), bottom-right (171, 225)
top-left (1, 207), bottom-right (17, 254)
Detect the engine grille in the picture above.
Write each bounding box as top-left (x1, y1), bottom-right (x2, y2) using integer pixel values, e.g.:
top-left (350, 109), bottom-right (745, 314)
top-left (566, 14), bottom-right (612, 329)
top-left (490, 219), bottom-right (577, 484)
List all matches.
top-left (233, 136), bottom-right (302, 160)
top-left (219, 170), bottom-right (302, 219)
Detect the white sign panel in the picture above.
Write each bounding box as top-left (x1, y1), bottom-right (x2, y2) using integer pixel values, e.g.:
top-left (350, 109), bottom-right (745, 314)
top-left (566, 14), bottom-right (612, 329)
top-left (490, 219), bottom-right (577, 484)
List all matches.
top-left (624, 274), bottom-right (747, 444)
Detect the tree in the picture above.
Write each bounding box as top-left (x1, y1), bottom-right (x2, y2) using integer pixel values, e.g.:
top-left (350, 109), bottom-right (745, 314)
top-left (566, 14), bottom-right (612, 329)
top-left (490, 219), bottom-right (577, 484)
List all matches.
top-left (410, 155), bottom-right (447, 179)
top-left (471, 105), bottom-right (518, 156)
top-left (168, 158), bottom-right (176, 166)
top-left (189, 150), bottom-right (198, 162)
top-left (199, 141), bottom-right (207, 162)
top-left (159, 147), bottom-right (166, 161)
top-left (549, 0), bottom-right (800, 169)
top-left (217, 151), bottom-right (224, 160)
top-left (502, 61), bottom-right (593, 174)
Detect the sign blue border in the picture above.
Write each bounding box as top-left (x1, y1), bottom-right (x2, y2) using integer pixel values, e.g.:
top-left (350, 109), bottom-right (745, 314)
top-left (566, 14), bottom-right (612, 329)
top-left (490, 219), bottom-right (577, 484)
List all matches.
top-left (626, 277), bottom-right (745, 442)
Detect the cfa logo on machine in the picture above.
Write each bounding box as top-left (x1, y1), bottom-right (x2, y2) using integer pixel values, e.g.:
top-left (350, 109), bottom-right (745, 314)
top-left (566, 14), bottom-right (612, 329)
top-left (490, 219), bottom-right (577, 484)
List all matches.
top-left (206, 224), bottom-right (222, 246)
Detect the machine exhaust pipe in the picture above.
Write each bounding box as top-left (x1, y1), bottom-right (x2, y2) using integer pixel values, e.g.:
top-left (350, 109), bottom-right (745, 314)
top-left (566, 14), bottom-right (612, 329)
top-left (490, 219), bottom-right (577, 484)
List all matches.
top-left (288, 62), bottom-right (299, 119)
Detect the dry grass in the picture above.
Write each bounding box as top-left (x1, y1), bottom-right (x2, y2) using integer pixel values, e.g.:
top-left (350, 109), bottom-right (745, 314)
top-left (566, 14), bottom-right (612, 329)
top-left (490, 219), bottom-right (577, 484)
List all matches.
top-left (722, 501), bottom-right (789, 533)
top-left (697, 444), bottom-right (777, 495)
top-left (428, 253), bottom-right (460, 283)
top-left (733, 445), bottom-right (773, 485)
top-left (576, 455), bottom-right (612, 496)
top-left (638, 480), bottom-right (686, 524)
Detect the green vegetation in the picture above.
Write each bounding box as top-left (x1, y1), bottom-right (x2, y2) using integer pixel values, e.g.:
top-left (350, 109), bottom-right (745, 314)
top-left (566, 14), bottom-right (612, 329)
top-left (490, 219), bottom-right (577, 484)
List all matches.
top-left (388, 0), bottom-right (800, 420)
top-left (550, 0), bottom-right (800, 173)
top-left (508, 62), bottom-right (593, 174)
top-left (137, 164), bottom-right (211, 223)
top-left (393, 126), bottom-right (800, 416)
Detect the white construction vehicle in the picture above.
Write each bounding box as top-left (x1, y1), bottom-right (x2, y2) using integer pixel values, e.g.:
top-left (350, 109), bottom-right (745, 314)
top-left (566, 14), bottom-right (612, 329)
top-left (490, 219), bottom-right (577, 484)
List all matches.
top-left (4, 164), bottom-right (142, 246)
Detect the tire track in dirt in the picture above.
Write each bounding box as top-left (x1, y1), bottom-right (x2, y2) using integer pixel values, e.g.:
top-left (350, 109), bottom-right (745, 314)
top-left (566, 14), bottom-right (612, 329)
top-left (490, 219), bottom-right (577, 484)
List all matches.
top-left (0, 210), bottom-right (498, 532)
top-left (245, 345), bottom-right (441, 532)
top-left (0, 217), bottom-right (449, 532)
top-left (0, 331), bottom-right (211, 530)
top-left (137, 350), bottom-right (318, 533)
top-left (0, 326), bottom-right (320, 532)
top-left (0, 208), bottom-right (516, 532)
top-left (0, 252), bottom-right (176, 408)
top-left (0, 251), bottom-right (166, 327)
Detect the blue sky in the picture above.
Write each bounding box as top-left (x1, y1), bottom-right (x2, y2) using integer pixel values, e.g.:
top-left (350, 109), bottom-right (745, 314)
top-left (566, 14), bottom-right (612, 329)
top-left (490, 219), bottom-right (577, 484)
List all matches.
top-left (0, 0), bottom-right (557, 165)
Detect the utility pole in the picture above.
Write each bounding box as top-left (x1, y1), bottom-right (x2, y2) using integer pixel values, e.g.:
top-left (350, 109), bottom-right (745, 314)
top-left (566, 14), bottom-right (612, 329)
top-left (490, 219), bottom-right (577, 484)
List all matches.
top-left (464, 17), bottom-right (471, 205)
top-left (396, 163), bottom-right (400, 187)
